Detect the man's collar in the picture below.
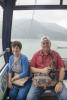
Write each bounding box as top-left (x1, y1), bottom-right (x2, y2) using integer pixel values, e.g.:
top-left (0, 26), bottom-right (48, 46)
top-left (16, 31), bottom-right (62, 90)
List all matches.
top-left (40, 49), bottom-right (51, 56)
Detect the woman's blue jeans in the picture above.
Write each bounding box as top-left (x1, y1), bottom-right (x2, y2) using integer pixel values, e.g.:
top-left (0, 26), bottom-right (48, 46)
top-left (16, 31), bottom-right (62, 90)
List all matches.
top-left (9, 80), bottom-right (31, 100)
top-left (26, 83), bottom-right (67, 100)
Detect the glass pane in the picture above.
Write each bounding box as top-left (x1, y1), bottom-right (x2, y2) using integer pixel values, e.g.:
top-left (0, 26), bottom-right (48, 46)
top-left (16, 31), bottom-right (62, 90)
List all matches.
top-left (16, 0), bottom-right (60, 5)
top-left (0, 6), bottom-right (5, 70)
top-left (37, 0), bottom-right (60, 5)
top-left (16, 0), bottom-right (35, 5)
top-left (11, 10), bottom-right (67, 59)
top-left (63, 0), bottom-right (67, 5)
top-left (0, 6), bottom-right (2, 41)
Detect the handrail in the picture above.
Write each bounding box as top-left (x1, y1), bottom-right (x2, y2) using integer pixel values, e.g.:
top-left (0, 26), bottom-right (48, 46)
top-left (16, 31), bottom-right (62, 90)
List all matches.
top-left (0, 48), bottom-right (10, 72)
top-left (0, 48), bottom-right (10, 57)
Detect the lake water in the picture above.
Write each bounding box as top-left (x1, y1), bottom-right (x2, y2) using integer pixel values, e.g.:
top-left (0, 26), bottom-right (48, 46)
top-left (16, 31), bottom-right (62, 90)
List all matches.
top-left (0, 38), bottom-right (67, 69)
top-left (11, 38), bottom-right (67, 59)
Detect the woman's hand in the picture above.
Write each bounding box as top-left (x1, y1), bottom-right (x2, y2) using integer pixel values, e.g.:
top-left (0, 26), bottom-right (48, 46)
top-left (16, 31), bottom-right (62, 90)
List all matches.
top-left (8, 81), bottom-right (13, 89)
top-left (11, 74), bottom-right (19, 82)
top-left (55, 82), bottom-right (63, 93)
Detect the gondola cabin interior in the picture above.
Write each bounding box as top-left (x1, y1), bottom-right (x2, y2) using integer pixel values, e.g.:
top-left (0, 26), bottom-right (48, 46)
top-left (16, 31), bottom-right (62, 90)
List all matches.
top-left (0, 0), bottom-right (67, 100)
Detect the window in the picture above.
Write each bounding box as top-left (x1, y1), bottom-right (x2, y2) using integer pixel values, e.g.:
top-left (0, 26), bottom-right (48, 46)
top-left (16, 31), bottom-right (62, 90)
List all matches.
top-left (16, 0), bottom-right (35, 5)
top-left (11, 10), bottom-right (67, 60)
top-left (0, 6), bottom-right (5, 71)
top-left (36, 0), bottom-right (60, 5)
top-left (16, 0), bottom-right (60, 5)
top-left (63, 0), bottom-right (67, 5)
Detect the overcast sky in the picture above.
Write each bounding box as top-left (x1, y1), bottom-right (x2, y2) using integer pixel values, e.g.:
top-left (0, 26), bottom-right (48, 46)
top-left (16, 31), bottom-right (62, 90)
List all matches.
top-left (0, 0), bottom-right (67, 29)
top-left (12, 10), bottom-right (67, 29)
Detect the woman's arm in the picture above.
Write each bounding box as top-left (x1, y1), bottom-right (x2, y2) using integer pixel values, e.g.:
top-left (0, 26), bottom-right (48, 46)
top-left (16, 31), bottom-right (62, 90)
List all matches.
top-left (8, 73), bottom-right (12, 82)
top-left (19, 56), bottom-right (29, 78)
top-left (8, 73), bottom-right (13, 89)
top-left (12, 56), bottom-right (29, 81)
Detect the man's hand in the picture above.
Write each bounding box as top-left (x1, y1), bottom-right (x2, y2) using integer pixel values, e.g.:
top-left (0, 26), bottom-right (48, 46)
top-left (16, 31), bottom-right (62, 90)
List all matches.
top-left (42, 67), bottom-right (51, 74)
top-left (55, 82), bottom-right (63, 93)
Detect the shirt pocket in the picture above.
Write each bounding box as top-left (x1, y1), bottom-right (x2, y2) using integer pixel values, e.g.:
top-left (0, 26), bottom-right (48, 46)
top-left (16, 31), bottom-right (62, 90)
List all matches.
top-left (37, 56), bottom-right (43, 64)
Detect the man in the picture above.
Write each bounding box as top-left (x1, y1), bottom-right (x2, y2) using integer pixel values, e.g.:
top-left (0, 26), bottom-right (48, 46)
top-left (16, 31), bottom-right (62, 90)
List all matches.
top-left (26, 36), bottom-right (67, 100)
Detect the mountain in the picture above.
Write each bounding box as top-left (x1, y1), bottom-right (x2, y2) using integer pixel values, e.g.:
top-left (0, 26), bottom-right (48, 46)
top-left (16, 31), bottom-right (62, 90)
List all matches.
top-left (11, 19), bottom-right (67, 41)
top-left (0, 19), bottom-right (67, 41)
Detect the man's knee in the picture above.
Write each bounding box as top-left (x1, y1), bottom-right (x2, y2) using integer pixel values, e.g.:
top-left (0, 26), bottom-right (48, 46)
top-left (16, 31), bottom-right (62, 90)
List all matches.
top-left (59, 92), bottom-right (67, 100)
top-left (26, 93), bottom-right (35, 100)
top-left (58, 85), bottom-right (67, 100)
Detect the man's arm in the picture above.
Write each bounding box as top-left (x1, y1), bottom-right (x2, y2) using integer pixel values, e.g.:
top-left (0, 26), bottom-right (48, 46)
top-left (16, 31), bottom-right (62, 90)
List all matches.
top-left (55, 67), bottom-right (65, 93)
top-left (59, 67), bottom-right (65, 82)
top-left (30, 66), bottom-right (51, 74)
top-left (30, 67), bottom-right (43, 73)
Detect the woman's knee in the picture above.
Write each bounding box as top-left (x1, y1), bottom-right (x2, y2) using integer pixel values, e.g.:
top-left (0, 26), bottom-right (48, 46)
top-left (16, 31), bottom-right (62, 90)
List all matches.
top-left (16, 96), bottom-right (25, 100)
top-left (9, 90), bottom-right (16, 99)
top-left (9, 86), bottom-right (18, 99)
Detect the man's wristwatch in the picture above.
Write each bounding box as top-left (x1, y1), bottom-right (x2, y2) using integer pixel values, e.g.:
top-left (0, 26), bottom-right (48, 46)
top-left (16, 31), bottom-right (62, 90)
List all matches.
top-left (59, 80), bottom-right (63, 84)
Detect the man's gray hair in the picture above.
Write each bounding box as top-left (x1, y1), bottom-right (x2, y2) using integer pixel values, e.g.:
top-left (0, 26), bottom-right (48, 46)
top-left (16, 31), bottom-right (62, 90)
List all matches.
top-left (41, 36), bottom-right (50, 42)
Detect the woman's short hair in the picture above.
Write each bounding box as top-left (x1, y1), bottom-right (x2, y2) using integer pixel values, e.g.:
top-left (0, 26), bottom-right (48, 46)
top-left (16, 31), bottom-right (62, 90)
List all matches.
top-left (11, 41), bottom-right (22, 50)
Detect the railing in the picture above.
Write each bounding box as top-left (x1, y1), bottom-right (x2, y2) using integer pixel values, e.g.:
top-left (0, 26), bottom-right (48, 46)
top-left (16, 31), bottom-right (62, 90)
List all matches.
top-left (0, 48), bottom-right (10, 72)
top-left (0, 48), bottom-right (10, 57)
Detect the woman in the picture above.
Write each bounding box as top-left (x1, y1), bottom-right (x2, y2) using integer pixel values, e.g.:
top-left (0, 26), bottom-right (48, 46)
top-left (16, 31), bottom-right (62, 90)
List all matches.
top-left (8, 41), bottom-right (31, 100)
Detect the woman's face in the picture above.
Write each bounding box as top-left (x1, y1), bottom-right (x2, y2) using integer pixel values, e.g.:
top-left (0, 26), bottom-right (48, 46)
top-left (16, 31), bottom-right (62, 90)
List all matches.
top-left (12, 45), bottom-right (21, 56)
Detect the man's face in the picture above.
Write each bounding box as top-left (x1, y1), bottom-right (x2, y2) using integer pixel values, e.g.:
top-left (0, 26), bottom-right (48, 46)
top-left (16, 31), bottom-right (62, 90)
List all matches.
top-left (41, 39), bottom-right (51, 52)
